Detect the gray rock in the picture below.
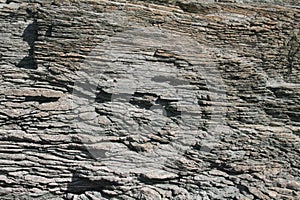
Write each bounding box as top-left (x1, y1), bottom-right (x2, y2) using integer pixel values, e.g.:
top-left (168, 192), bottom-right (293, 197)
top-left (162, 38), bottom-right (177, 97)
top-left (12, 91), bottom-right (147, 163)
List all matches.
top-left (0, 0), bottom-right (299, 199)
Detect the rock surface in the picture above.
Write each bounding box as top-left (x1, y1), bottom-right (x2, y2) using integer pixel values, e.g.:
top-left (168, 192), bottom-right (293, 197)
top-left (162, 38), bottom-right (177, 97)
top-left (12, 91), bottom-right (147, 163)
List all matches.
top-left (0, 0), bottom-right (299, 199)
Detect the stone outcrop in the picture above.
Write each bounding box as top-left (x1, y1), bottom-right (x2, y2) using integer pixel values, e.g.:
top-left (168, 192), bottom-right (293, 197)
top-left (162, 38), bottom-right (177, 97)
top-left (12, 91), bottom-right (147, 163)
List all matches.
top-left (0, 0), bottom-right (299, 199)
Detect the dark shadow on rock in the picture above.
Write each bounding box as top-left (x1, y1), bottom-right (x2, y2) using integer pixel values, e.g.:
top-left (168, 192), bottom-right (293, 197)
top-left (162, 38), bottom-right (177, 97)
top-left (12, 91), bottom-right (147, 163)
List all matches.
top-left (16, 55), bottom-right (37, 69)
top-left (45, 25), bottom-right (53, 37)
top-left (66, 172), bottom-right (118, 198)
top-left (67, 172), bottom-right (103, 194)
top-left (17, 20), bottom-right (38, 69)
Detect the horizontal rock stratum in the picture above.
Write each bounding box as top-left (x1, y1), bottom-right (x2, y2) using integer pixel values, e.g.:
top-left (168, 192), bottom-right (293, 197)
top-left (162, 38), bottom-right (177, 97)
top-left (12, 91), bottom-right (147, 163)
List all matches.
top-left (0, 0), bottom-right (299, 199)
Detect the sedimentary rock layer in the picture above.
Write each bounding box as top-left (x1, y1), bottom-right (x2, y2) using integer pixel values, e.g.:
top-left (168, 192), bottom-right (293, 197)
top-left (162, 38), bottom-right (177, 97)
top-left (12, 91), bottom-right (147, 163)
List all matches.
top-left (0, 0), bottom-right (299, 199)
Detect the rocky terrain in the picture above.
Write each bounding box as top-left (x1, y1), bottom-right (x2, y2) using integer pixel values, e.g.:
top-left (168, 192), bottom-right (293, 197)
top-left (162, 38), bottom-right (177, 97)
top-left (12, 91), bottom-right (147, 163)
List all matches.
top-left (0, 0), bottom-right (299, 199)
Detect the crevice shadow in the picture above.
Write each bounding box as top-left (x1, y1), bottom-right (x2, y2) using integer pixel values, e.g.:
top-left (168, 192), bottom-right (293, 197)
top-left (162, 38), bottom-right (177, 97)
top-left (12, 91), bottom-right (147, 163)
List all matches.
top-left (65, 172), bottom-right (118, 199)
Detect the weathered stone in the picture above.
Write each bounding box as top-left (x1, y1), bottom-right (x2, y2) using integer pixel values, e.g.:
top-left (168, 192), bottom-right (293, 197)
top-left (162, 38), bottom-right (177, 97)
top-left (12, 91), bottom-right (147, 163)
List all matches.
top-left (0, 0), bottom-right (299, 199)
top-left (141, 170), bottom-right (178, 181)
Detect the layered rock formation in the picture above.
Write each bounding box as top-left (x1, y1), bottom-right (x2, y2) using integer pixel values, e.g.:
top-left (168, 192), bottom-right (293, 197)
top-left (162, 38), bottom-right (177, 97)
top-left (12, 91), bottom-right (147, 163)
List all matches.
top-left (0, 0), bottom-right (299, 199)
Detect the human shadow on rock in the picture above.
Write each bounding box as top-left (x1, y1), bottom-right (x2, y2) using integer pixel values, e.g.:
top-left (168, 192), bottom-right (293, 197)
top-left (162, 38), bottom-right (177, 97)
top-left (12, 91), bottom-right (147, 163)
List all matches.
top-left (17, 20), bottom-right (38, 69)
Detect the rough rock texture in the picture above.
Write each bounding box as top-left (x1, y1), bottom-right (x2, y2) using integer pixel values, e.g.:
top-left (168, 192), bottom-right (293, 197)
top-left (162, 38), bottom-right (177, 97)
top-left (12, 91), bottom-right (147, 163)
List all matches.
top-left (0, 0), bottom-right (299, 199)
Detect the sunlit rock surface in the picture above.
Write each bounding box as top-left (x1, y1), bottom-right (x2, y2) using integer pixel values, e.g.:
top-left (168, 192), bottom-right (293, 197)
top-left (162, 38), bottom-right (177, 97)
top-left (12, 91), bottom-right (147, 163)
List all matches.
top-left (0, 0), bottom-right (299, 199)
